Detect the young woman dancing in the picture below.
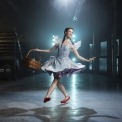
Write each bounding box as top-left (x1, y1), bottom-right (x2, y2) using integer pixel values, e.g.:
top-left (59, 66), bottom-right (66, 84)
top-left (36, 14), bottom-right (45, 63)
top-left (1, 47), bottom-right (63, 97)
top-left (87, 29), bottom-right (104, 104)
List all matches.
top-left (33, 27), bottom-right (96, 103)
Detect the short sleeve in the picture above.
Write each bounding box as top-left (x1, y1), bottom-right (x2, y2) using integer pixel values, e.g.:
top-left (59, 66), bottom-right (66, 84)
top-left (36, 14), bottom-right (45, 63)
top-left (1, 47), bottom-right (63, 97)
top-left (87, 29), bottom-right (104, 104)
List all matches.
top-left (74, 41), bottom-right (81, 50)
top-left (53, 35), bottom-right (62, 46)
top-left (70, 41), bottom-right (81, 51)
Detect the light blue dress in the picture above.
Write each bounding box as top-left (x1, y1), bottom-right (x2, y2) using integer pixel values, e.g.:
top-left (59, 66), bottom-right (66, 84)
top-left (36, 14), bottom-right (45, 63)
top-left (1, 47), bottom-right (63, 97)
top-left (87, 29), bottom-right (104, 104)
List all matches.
top-left (41, 40), bottom-right (86, 77)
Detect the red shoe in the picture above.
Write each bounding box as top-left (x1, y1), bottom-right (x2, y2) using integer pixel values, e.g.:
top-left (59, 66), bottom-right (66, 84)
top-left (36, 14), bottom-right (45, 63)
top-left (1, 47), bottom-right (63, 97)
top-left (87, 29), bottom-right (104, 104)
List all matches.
top-left (61, 96), bottom-right (70, 103)
top-left (43, 97), bottom-right (51, 103)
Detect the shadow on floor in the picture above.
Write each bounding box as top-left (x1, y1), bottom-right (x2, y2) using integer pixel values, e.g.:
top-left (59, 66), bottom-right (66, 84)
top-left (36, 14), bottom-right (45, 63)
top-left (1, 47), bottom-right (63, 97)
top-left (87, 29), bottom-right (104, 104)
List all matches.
top-left (0, 107), bottom-right (119, 122)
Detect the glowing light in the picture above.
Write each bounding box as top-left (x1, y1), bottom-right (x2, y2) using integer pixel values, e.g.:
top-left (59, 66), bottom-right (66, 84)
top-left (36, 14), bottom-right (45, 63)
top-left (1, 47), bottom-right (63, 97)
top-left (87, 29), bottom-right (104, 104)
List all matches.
top-left (73, 34), bottom-right (75, 38)
top-left (89, 62), bottom-right (92, 70)
top-left (52, 0), bottom-right (77, 15)
top-left (52, 43), bottom-right (55, 46)
top-left (52, 35), bottom-right (57, 46)
top-left (53, 0), bottom-right (76, 8)
top-left (72, 58), bottom-right (76, 61)
top-left (71, 74), bottom-right (77, 104)
top-left (72, 0), bottom-right (85, 21)
top-left (73, 16), bottom-right (77, 21)
top-left (73, 39), bottom-right (75, 42)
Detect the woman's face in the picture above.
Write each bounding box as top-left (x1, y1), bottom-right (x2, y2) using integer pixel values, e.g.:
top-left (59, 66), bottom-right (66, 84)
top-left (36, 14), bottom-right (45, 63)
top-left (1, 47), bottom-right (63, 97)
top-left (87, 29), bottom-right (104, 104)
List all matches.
top-left (65, 29), bottom-right (73, 39)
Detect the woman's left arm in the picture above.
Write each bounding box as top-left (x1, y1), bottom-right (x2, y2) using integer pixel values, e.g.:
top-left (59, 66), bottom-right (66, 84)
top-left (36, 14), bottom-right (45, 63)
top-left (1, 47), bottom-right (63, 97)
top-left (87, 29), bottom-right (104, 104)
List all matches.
top-left (71, 45), bottom-right (96, 62)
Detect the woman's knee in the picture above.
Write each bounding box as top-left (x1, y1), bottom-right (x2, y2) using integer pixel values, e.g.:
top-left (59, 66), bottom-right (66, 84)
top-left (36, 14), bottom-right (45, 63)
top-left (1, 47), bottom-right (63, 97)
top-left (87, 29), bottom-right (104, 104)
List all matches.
top-left (52, 79), bottom-right (59, 85)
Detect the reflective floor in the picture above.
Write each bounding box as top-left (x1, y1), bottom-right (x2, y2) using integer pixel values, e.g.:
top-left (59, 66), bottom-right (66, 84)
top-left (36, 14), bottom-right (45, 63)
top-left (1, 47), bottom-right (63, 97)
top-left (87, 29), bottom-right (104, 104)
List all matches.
top-left (0, 73), bottom-right (122, 122)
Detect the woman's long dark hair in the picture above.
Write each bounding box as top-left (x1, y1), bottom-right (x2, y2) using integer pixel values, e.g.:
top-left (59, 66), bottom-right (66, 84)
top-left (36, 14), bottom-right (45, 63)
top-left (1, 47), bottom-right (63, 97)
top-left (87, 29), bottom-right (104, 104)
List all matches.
top-left (61, 27), bottom-right (74, 47)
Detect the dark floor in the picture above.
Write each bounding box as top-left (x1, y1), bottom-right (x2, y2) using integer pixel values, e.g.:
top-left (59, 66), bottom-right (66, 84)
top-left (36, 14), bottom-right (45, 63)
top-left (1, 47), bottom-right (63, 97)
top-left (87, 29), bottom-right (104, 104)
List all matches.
top-left (0, 73), bottom-right (122, 122)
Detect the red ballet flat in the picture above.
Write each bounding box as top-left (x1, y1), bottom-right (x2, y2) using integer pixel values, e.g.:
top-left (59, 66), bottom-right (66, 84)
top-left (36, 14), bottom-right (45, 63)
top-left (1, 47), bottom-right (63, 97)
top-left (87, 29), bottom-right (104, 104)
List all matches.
top-left (43, 97), bottom-right (51, 103)
top-left (61, 96), bottom-right (70, 103)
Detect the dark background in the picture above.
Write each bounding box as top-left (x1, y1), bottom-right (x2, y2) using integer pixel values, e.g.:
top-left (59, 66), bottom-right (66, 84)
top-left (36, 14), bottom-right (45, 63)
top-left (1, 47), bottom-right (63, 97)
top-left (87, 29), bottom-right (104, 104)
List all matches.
top-left (0, 0), bottom-right (121, 80)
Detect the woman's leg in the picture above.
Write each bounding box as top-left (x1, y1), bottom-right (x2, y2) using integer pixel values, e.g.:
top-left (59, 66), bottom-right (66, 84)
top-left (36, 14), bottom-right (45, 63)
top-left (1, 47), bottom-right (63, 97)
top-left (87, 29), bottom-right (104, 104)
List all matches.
top-left (57, 81), bottom-right (69, 98)
top-left (57, 81), bottom-right (70, 103)
top-left (45, 77), bottom-right (59, 98)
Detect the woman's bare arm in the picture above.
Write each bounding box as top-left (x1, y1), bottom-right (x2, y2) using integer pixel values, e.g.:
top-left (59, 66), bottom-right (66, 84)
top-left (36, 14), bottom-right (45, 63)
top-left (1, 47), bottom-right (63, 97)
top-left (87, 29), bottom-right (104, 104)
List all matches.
top-left (33, 44), bottom-right (58, 53)
top-left (71, 45), bottom-right (96, 62)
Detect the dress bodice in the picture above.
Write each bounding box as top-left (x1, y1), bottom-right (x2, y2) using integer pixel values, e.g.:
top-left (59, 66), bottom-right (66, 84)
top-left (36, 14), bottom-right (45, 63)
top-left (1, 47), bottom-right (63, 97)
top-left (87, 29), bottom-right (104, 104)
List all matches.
top-left (57, 44), bottom-right (71, 58)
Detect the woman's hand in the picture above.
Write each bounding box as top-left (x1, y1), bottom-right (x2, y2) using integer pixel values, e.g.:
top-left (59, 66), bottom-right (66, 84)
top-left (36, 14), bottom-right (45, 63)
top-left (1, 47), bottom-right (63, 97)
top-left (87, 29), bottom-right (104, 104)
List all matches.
top-left (88, 57), bottom-right (96, 62)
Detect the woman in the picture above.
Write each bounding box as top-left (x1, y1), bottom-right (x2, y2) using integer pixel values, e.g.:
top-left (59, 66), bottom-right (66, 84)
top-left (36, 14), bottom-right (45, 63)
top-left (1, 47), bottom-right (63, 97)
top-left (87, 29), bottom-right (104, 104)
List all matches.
top-left (33, 27), bottom-right (96, 103)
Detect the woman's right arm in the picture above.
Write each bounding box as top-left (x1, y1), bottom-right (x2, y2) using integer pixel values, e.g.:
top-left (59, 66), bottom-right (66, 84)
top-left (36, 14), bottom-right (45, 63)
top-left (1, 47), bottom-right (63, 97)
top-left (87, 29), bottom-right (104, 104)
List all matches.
top-left (71, 45), bottom-right (96, 62)
top-left (32, 44), bottom-right (58, 53)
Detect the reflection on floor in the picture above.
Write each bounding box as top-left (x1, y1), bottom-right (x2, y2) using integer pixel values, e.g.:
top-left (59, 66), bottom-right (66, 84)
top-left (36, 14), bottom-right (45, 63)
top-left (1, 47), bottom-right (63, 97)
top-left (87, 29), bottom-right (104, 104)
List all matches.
top-left (0, 73), bottom-right (122, 122)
